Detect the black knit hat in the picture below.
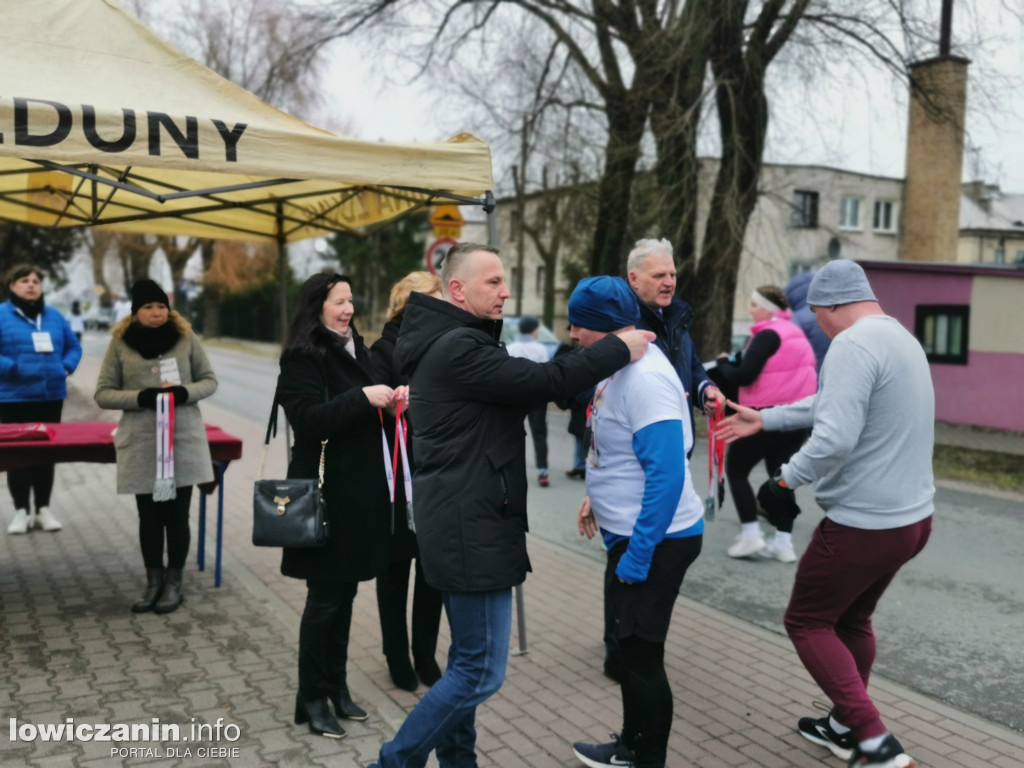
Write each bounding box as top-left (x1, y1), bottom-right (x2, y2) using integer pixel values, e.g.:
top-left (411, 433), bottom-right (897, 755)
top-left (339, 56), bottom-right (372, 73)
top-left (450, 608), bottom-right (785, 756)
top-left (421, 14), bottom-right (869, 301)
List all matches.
top-left (130, 279), bottom-right (170, 314)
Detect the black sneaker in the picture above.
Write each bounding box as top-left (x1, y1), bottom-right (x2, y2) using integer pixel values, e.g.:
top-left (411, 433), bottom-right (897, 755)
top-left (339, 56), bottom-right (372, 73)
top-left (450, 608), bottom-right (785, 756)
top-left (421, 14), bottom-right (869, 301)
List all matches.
top-left (572, 733), bottom-right (635, 768)
top-left (798, 714), bottom-right (855, 760)
top-left (847, 734), bottom-right (915, 767)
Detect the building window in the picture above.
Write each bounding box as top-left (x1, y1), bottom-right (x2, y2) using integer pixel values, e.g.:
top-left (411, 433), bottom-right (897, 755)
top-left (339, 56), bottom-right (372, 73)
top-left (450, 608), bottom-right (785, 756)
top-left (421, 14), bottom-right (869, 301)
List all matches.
top-left (791, 190), bottom-right (819, 228)
top-left (915, 305), bottom-right (969, 365)
top-left (1016, 251), bottom-right (1024, 264)
top-left (873, 200), bottom-right (898, 233)
top-left (510, 266), bottom-right (520, 294)
top-left (535, 265), bottom-right (545, 297)
top-left (509, 210), bottom-right (521, 241)
top-left (993, 248), bottom-right (1006, 264)
top-left (839, 196), bottom-right (862, 230)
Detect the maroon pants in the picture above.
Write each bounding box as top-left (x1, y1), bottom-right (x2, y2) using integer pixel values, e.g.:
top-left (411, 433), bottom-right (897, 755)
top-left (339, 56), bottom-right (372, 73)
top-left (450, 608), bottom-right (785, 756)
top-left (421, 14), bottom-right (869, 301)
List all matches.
top-left (784, 515), bottom-right (932, 740)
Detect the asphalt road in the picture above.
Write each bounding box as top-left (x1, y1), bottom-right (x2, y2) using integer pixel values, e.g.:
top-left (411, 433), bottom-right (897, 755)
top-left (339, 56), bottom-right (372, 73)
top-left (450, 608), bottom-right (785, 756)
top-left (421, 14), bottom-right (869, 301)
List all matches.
top-left (79, 331), bottom-right (1024, 732)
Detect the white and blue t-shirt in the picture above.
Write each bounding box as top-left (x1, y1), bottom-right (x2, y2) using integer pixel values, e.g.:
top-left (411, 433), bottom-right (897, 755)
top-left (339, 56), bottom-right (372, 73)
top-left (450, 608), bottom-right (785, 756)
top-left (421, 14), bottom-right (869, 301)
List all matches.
top-left (586, 344), bottom-right (704, 581)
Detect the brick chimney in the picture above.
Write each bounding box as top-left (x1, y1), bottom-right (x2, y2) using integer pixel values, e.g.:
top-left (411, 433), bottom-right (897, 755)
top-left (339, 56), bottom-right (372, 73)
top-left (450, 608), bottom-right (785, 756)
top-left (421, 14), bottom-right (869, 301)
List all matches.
top-left (901, 1), bottom-right (970, 262)
top-left (901, 55), bottom-right (970, 262)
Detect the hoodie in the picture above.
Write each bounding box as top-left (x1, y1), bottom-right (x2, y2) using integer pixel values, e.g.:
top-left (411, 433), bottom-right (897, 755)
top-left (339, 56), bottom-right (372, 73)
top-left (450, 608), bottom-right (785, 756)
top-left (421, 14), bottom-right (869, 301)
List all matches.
top-left (785, 272), bottom-right (831, 372)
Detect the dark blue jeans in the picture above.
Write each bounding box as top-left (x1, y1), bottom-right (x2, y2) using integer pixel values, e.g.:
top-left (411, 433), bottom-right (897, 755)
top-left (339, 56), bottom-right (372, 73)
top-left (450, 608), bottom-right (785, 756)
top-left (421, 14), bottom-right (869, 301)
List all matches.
top-left (371, 588), bottom-right (513, 768)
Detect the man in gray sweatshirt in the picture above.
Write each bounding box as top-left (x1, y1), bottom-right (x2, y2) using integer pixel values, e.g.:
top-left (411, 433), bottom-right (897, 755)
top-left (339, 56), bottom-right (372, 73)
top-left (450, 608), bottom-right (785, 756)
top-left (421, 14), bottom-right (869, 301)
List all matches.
top-left (717, 260), bottom-right (933, 768)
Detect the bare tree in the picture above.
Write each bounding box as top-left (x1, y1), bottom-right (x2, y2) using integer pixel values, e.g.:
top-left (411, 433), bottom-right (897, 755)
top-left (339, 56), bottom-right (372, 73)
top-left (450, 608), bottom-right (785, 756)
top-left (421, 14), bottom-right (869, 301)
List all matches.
top-left (304, 0), bottom-right (1015, 354)
top-left (139, 0), bottom-right (331, 335)
top-left (83, 230), bottom-right (117, 307)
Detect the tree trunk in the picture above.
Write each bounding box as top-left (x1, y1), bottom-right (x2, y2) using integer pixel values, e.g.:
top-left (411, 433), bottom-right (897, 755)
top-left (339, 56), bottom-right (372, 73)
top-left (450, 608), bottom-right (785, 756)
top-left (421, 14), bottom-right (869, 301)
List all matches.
top-left (589, 96), bottom-right (648, 276)
top-left (687, 32), bottom-right (769, 360)
top-left (648, 0), bottom-right (715, 277)
top-left (200, 240), bottom-right (221, 338)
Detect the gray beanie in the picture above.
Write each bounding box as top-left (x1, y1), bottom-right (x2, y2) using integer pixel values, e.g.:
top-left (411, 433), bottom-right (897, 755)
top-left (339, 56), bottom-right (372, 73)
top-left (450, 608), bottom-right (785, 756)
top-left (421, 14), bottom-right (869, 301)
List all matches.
top-left (806, 260), bottom-right (877, 307)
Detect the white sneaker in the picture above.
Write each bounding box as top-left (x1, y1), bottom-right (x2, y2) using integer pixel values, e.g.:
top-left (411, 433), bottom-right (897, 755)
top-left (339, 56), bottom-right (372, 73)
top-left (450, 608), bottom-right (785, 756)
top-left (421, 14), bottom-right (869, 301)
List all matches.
top-left (34, 507), bottom-right (63, 532)
top-left (759, 540), bottom-right (797, 563)
top-left (727, 534), bottom-right (766, 558)
top-left (7, 509), bottom-right (31, 534)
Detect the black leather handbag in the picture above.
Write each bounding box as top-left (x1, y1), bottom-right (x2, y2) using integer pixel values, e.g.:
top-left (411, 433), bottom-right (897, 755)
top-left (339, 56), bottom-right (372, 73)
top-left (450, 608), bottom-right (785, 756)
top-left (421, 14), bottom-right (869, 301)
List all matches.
top-left (252, 400), bottom-right (329, 548)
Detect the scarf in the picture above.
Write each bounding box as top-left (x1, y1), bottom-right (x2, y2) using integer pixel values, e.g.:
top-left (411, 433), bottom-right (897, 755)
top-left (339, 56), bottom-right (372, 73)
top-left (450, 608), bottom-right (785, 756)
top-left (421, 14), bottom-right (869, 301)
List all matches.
top-left (153, 392), bottom-right (176, 501)
top-left (10, 293), bottom-right (44, 319)
top-left (123, 321), bottom-right (181, 359)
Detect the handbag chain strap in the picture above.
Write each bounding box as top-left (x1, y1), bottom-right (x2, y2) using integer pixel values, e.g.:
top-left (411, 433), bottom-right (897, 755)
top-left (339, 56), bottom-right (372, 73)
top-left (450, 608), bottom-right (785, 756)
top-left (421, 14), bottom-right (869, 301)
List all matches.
top-left (258, 396), bottom-right (329, 485)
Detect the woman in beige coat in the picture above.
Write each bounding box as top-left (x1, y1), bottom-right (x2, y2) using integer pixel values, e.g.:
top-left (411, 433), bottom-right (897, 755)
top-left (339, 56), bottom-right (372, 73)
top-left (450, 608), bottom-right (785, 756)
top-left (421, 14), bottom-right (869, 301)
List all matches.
top-left (95, 280), bottom-right (218, 614)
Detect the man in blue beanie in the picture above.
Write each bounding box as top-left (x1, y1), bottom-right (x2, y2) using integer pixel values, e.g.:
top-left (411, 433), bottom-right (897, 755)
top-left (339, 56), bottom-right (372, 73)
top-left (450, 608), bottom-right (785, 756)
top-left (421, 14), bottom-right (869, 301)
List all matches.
top-left (568, 277), bottom-right (704, 768)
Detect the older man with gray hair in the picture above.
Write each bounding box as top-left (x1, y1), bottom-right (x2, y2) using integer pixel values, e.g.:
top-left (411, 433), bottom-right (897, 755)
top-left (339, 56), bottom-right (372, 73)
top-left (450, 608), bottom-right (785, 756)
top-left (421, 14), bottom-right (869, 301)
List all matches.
top-left (717, 260), bottom-right (932, 768)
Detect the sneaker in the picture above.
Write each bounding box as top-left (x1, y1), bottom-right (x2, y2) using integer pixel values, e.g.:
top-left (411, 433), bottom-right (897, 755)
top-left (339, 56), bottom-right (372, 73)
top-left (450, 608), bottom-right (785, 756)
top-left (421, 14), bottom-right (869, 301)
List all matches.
top-left (847, 734), bottom-right (915, 767)
top-left (538, 471), bottom-right (550, 487)
top-left (727, 534), bottom-right (765, 558)
top-left (759, 540), bottom-right (797, 563)
top-left (34, 507), bottom-right (63, 532)
top-left (7, 509), bottom-right (30, 535)
top-left (572, 734), bottom-right (635, 768)
top-left (798, 715), bottom-right (855, 760)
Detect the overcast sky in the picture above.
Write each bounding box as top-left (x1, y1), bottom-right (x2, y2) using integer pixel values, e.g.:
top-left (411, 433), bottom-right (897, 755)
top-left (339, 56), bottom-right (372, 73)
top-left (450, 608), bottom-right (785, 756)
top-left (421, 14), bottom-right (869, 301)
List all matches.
top-left (319, 5), bottom-right (1024, 193)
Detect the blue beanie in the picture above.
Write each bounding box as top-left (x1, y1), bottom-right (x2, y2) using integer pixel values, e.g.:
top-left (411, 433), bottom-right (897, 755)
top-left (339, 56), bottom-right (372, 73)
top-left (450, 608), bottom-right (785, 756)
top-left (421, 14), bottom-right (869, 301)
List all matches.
top-left (568, 276), bottom-right (640, 332)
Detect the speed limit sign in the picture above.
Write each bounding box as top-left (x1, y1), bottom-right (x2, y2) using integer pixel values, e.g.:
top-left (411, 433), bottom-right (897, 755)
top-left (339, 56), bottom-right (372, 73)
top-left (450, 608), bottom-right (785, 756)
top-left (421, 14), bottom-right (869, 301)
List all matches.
top-left (425, 238), bottom-right (457, 275)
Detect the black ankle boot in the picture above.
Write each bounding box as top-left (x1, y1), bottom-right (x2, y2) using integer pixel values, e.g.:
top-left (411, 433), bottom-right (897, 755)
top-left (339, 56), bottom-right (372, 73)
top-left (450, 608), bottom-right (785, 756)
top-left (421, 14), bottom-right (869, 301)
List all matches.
top-left (386, 655), bottom-right (418, 692)
top-left (414, 655), bottom-right (443, 687)
top-left (294, 694), bottom-right (346, 739)
top-left (131, 568), bottom-right (165, 613)
top-left (154, 568), bottom-right (183, 614)
top-left (328, 686), bottom-right (368, 721)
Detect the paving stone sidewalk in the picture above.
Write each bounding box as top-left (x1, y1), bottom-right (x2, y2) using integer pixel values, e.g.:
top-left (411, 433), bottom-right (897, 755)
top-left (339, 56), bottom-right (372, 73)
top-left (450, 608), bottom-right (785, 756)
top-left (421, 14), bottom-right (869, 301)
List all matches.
top-left (1, 356), bottom-right (1022, 768)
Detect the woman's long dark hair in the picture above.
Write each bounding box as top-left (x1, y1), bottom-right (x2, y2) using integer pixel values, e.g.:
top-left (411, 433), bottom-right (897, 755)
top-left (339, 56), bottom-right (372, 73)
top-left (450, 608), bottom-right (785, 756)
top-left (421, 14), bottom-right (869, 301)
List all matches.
top-left (283, 273), bottom-right (352, 356)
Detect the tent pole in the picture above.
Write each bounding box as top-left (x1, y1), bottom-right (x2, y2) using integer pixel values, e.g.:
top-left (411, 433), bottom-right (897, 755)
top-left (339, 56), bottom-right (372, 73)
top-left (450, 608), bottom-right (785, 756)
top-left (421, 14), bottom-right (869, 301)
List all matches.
top-left (276, 202), bottom-right (292, 463)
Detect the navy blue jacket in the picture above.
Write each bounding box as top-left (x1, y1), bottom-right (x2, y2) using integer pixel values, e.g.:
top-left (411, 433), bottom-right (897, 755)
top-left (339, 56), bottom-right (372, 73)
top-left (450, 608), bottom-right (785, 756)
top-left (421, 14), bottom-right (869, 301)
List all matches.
top-left (0, 301), bottom-right (82, 403)
top-left (635, 295), bottom-right (713, 452)
top-left (785, 273), bottom-right (831, 372)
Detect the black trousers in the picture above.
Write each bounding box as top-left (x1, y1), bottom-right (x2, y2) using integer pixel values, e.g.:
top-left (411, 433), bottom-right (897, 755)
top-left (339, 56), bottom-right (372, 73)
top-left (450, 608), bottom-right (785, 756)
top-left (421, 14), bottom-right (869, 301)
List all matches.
top-left (135, 487), bottom-right (193, 569)
top-left (725, 428), bottom-right (808, 532)
top-left (299, 580), bottom-right (359, 699)
top-left (0, 400), bottom-right (63, 511)
top-left (526, 405), bottom-right (548, 470)
top-left (607, 536), bottom-right (702, 768)
top-left (376, 556), bottom-right (443, 663)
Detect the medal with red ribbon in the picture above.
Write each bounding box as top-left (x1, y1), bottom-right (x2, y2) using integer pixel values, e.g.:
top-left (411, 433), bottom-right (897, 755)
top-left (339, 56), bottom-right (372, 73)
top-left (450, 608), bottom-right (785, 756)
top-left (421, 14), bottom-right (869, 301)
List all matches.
top-left (705, 399), bottom-right (726, 520)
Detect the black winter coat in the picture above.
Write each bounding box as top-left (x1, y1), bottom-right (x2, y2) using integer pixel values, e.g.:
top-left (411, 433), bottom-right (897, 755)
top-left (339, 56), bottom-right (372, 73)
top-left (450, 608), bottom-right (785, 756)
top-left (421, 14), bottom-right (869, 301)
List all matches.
top-left (276, 325), bottom-right (389, 585)
top-left (369, 318), bottom-right (418, 562)
top-left (392, 293), bottom-right (631, 593)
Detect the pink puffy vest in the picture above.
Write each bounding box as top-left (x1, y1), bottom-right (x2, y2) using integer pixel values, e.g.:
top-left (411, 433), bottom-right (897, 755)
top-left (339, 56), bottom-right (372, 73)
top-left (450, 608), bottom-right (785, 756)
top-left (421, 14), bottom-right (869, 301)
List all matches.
top-left (739, 312), bottom-right (818, 408)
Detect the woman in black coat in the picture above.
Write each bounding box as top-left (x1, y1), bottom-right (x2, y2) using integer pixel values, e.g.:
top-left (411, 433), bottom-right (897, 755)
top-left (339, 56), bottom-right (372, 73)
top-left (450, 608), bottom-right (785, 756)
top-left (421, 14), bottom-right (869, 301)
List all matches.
top-left (275, 273), bottom-right (399, 740)
top-left (369, 271), bottom-right (444, 692)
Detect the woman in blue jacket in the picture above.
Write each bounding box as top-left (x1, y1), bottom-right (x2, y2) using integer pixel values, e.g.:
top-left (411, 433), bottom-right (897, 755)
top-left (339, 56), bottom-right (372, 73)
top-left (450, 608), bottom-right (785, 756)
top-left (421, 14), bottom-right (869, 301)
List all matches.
top-left (0, 264), bottom-right (82, 534)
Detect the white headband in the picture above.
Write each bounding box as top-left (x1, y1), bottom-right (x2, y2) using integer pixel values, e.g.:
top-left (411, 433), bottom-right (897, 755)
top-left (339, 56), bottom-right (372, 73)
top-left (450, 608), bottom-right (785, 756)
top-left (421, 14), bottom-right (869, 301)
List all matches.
top-left (751, 290), bottom-right (782, 313)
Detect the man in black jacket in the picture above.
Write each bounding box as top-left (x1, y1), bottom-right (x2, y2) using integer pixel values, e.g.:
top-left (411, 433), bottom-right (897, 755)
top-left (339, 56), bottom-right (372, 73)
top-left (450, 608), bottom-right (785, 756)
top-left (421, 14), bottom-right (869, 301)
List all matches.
top-left (369, 243), bottom-right (653, 768)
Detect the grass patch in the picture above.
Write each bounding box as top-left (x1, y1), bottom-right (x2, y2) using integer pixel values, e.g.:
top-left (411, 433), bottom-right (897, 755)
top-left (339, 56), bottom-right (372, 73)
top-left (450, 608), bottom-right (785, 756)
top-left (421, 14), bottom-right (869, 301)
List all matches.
top-left (933, 444), bottom-right (1024, 493)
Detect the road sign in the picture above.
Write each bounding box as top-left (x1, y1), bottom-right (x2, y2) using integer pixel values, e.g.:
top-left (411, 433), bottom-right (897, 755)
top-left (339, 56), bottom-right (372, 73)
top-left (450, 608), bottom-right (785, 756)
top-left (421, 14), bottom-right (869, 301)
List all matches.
top-left (425, 237), bottom-right (457, 275)
top-left (428, 205), bottom-right (465, 239)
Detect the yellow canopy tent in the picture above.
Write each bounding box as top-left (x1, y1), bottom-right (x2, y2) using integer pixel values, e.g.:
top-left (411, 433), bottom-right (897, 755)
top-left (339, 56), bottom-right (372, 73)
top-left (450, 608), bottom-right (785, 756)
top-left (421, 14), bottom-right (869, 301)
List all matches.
top-left (0, 0), bottom-right (494, 243)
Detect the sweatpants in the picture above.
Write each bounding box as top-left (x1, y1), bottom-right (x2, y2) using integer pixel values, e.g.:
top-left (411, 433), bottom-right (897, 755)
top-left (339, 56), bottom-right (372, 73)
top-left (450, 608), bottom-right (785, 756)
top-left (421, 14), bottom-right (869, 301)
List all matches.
top-left (784, 515), bottom-right (932, 740)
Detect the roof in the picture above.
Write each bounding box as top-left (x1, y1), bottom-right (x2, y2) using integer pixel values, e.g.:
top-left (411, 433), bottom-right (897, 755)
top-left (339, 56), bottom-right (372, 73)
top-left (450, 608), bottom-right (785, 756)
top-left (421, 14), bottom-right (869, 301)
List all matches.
top-left (0, 0), bottom-right (493, 242)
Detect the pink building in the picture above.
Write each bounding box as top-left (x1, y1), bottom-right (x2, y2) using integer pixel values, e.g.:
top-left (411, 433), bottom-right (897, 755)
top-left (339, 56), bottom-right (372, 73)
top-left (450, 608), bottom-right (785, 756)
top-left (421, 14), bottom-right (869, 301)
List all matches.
top-left (859, 260), bottom-right (1024, 433)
